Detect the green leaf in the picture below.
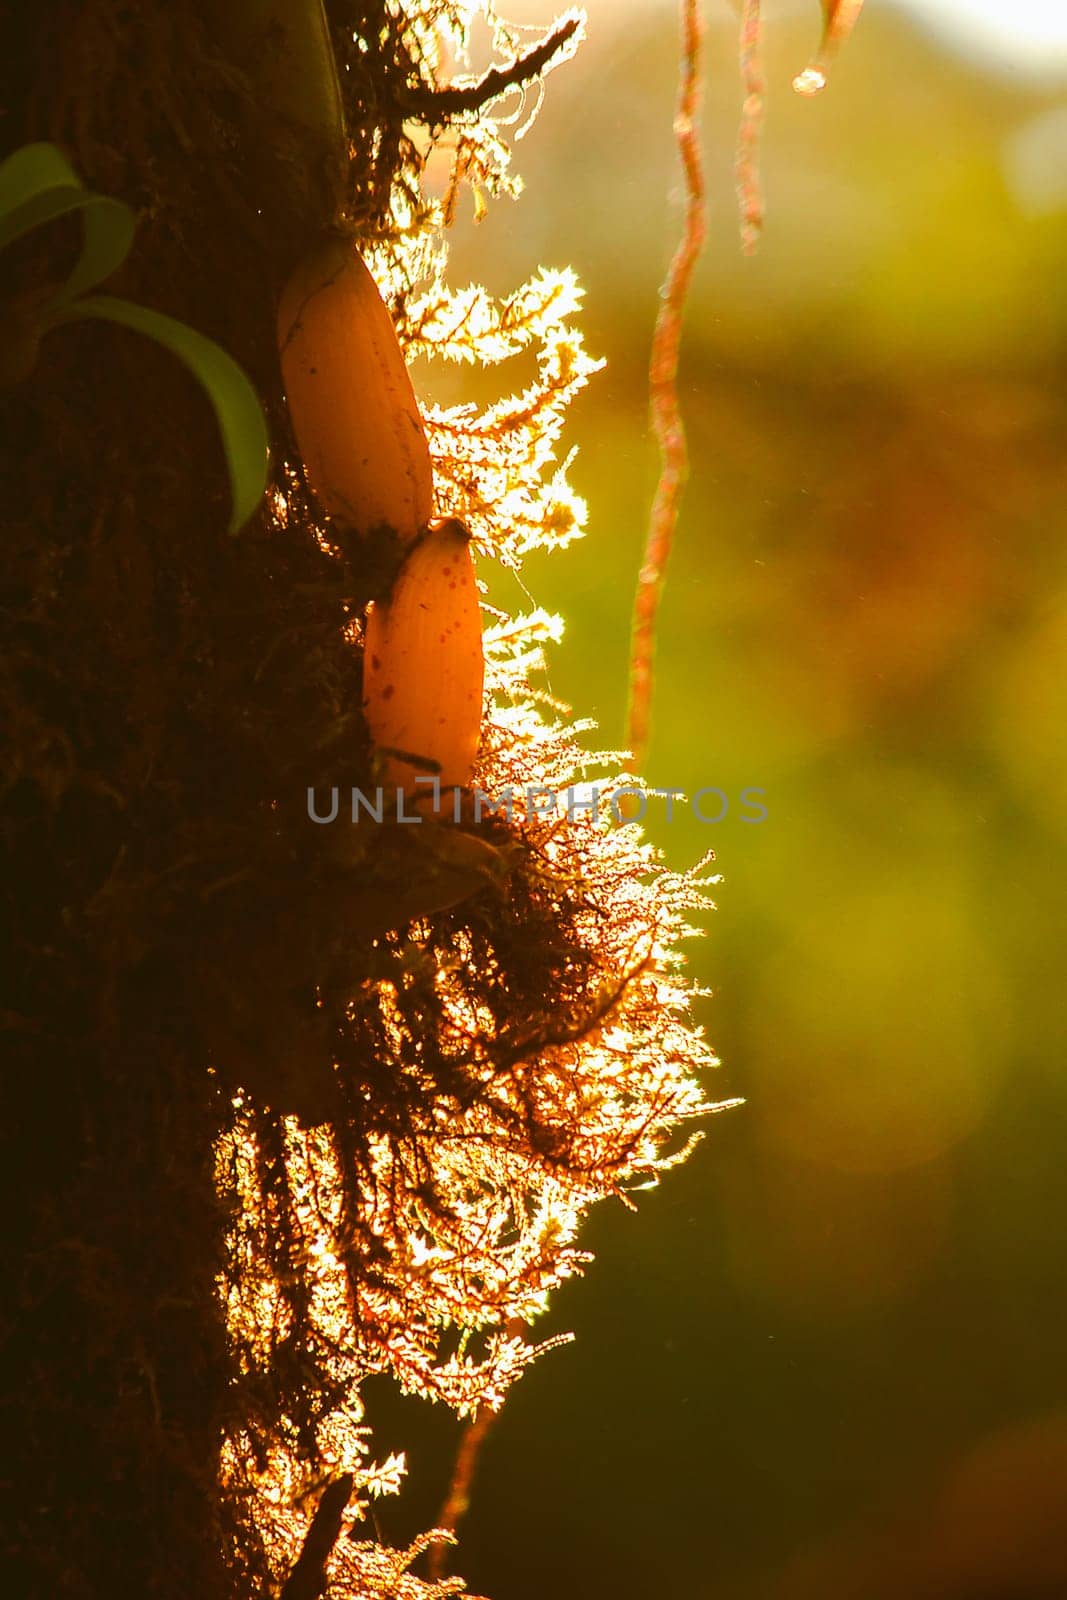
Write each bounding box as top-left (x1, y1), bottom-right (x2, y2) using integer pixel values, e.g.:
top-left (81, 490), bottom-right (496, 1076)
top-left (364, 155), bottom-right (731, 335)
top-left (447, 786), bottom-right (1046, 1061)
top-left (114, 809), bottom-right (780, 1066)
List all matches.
top-left (56, 295), bottom-right (269, 534)
top-left (0, 141), bottom-right (81, 215)
top-left (0, 142), bottom-right (135, 301)
top-left (1, 144), bottom-right (269, 532)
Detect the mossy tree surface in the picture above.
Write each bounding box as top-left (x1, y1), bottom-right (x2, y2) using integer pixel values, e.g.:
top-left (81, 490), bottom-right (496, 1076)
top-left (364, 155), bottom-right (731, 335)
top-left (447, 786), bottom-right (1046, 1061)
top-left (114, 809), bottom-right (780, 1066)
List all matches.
top-left (0, 4), bottom-right (721, 1596)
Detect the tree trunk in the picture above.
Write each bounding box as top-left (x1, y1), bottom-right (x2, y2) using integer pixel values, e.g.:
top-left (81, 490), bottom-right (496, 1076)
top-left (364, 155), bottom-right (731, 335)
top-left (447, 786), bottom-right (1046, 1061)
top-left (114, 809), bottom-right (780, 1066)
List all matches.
top-left (0, 4), bottom-right (410, 1592)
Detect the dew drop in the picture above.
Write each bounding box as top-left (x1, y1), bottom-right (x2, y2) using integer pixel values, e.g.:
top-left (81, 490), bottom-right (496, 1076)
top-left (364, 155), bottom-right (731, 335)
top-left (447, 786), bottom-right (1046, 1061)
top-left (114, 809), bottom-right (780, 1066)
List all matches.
top-left (792, 65), bottom-right (827, 97)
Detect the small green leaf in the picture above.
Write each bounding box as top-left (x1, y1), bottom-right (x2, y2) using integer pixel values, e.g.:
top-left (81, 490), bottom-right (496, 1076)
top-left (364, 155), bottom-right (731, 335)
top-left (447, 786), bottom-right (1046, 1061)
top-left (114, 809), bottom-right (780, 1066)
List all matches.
top-left (0, 142), bottom-right (82, 215)
top-left (0, 142), bottom-right (135, 301)
top-left (1, 144), bottom-right (269, 532)
top-left (55, 295), bottom-right (269, 534)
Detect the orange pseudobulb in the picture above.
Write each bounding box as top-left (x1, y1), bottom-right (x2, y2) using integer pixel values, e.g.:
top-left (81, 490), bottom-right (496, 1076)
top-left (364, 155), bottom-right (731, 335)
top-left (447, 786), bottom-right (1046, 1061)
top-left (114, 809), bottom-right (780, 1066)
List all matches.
top-left (278, 237), bottom-right (434, 541)
top-left (362, 518), bottom-right (484, 803)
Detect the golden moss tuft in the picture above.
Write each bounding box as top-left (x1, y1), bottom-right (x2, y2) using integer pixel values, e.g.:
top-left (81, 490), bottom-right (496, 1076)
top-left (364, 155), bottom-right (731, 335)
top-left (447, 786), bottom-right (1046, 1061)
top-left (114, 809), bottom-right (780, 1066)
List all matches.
top-left (216, 7), bottom-right (732, 1595)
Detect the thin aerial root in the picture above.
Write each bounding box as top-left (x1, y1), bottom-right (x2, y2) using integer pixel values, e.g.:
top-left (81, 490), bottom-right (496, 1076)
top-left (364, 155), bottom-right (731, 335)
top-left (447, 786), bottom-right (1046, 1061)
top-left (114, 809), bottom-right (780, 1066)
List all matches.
top-left (626, 0), bottom-right (707, 783)
top-left (735, 0), bottom-right (765, 254)
top-left (793, 0), bottom-right (867, 95)
top-left (426, 1404), bottom-right (498, 1580)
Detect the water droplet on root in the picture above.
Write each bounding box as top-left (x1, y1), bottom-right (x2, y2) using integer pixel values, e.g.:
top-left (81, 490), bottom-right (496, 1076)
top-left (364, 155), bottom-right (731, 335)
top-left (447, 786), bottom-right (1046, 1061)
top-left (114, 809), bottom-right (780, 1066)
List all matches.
top-left (792, 65), bottom-right (827, 97)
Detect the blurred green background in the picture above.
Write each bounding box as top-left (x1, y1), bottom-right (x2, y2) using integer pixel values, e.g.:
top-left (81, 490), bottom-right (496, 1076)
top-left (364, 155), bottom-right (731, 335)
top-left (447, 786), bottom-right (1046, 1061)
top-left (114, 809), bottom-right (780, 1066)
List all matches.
top-left (371, 3), bottom-right (1067, 1594)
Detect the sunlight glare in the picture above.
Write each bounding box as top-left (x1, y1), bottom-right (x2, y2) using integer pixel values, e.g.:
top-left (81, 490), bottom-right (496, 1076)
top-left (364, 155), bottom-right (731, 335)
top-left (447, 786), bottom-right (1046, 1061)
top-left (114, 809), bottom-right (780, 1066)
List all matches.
top-left (892, 0), bottom-right (1067, 74)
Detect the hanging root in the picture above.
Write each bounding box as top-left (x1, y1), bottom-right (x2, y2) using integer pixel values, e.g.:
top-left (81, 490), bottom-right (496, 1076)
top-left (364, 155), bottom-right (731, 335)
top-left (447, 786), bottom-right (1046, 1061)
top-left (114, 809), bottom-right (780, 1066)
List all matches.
top-left (426, 1402), bottom-right (499, 1581)
top-left (735, 0), bottom-right (765, 254)
top-left (793, 0), bottom-right (867, 95)
top-left (626, 0), bottom-right (707, 780)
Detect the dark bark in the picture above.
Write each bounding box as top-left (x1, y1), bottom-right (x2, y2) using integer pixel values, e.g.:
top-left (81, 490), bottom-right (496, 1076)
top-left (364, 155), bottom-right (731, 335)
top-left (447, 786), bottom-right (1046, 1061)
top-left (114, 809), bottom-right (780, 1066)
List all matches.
top-left (0, 3), bottom-right (416, 1592)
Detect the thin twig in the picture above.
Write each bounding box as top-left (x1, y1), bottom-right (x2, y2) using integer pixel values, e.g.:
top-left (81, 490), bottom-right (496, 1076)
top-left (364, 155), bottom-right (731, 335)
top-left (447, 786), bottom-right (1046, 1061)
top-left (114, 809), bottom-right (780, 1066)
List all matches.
top-left (734, 0), bottom-right (765, 254)
top-left (280, 1473), bottom-right (354, 1600)
top-left (625, 0), bottom-right (707, 782)
top-left (399, 14), bottom-right (583, 121)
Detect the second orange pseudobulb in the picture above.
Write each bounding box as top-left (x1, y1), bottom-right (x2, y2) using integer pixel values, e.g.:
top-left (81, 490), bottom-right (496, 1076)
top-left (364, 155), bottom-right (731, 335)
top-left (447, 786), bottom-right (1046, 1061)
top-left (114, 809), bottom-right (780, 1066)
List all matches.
top-left (362, 518), bottom-right (484, 802)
